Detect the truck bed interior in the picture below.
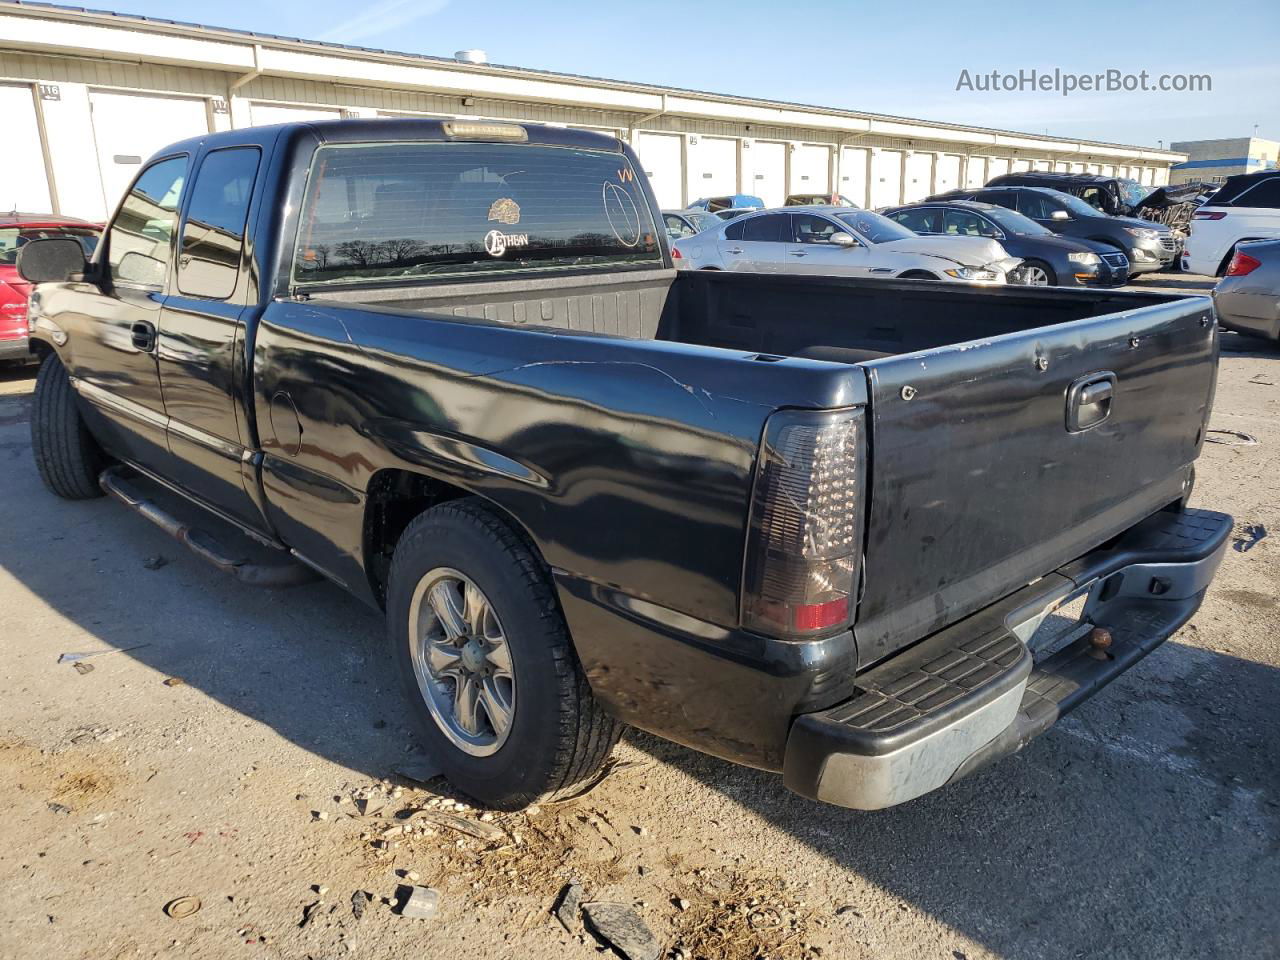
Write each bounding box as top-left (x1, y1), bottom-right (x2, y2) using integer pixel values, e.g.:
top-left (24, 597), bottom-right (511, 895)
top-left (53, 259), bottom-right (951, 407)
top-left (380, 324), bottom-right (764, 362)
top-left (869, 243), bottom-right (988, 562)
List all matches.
top-left (308, 268), bottom-right (1185, 363)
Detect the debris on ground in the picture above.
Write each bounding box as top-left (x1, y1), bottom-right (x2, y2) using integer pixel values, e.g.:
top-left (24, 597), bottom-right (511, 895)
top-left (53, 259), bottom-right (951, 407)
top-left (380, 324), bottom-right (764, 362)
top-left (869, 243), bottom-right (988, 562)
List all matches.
top-left (162, 676), bottom-right (184, 687)
top-left (299, 900), bottom-right (322, 928)
top-left (394, 760), bottom-right (442, 784)
top-left (581, 900), bottom-right (660, 960)
top-left (312, 810), bottom-right (329, 822)
top-left (72, 662), bottom-right (94, 675)
top-left (396, 885), bottom-right (440, 920)
top-left (142, 555), bottom-right (169, 570)
top-left (1205, 429), bottom-right (1259, 446)
top-left (162, 897), bottom-right (201, 920)
top-left (553, 882), bottom-right (583, 934)
top-left (354, 796), bottom-right (386, 818)
top-left (46, 802), bottom-right (72, 815)
top-left (400, 808), bottom-right (506, 841)
top-left (1234, 523), bottom-right (1268, 553)
top-left (56, 643), bottom-right (149, 664)
top-left (668, 870), bottom-right (822, 960)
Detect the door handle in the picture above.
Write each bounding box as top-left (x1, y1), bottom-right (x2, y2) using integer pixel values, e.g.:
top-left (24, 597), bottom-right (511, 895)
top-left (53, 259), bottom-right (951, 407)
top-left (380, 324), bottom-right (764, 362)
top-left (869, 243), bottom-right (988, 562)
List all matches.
top-left (726, 247), bottom-right (743, 255)
top-left (789, 251), bottom-right (808, 257)
top-left (131, 320), bottom-right (156, 352)
top-left (1066, 372), bottom-right (1116, 432)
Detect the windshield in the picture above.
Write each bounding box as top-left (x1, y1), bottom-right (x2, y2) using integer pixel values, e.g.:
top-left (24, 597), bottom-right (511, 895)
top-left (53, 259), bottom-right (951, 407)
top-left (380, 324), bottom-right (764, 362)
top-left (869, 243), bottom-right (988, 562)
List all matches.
top-left (688, 212), bottom-right (721, 232)
top-left (1117, 178), bottom-right (1152, 208)
top-left (981, 206), bottom-right (1052, 236)
top-left (0, 227), bottom-right (99, 265)
top-left (835, 210), bottom-right (916, 244)
top-left (293, 142), bottom-right (662, 287)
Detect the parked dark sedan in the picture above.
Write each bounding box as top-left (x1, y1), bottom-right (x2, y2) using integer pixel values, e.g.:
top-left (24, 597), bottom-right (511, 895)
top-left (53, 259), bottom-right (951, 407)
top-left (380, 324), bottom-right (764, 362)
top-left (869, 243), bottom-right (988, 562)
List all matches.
top-left (1213, 238), bottom-right (1280, 344)
top-left (883, 200), bottom-right (1129, 287)
top-left (929, 186), bottom-right (1177, 274)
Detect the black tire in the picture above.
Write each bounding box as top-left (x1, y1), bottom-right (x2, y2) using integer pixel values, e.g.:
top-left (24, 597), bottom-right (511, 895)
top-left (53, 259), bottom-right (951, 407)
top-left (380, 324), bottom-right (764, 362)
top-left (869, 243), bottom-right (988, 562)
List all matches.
top-left (1020, 259), bottom-right (1057, 286)
top-left (31, 353), bottom-right (105, 500)
top-left (386, 498), bottom-right (621, 809)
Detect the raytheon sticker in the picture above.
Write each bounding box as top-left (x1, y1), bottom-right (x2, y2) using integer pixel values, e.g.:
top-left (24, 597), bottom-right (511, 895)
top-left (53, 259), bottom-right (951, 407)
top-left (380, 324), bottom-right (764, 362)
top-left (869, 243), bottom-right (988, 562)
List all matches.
top-left (484, 229), bottom-right (529, 257)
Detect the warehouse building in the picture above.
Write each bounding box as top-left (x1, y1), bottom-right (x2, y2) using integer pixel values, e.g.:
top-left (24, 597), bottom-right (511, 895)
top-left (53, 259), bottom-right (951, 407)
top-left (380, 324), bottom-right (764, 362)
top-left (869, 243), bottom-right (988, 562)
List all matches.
top-left (0, 2), bottom-right (1185, 223)
top-left (1168, 136), bottom-right (1279, 185)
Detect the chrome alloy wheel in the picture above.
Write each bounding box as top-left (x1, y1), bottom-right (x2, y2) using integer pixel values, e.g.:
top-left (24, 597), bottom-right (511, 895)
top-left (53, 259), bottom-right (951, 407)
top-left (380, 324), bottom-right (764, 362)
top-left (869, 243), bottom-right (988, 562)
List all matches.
top-left (1021, 265), bottom-right (1051, 286)
top-left (408, 567), bottom-right (515, 756)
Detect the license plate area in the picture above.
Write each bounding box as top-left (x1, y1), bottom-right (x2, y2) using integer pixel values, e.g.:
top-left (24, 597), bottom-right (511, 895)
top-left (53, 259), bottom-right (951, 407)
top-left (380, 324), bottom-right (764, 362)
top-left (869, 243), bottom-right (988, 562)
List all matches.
top-left (1026, 588), bottom-right (1094, 662)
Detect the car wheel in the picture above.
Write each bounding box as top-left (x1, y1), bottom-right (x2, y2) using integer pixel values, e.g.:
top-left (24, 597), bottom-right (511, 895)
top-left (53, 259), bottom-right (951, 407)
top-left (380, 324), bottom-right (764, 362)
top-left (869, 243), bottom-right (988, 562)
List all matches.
top-left (386, 498), bottom-right (621, 809)
top-left (898, 270), bottom-right (939, 280)
top-left (31, 352), bottom-right (106, 500)
top-left (1020, 260), bottom-right (1056, 286)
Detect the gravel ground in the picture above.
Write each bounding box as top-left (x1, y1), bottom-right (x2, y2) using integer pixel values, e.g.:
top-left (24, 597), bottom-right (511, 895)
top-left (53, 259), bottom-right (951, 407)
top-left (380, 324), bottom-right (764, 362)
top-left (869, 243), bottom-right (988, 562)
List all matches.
top-left (1, 277), bottom-right (1277, 960)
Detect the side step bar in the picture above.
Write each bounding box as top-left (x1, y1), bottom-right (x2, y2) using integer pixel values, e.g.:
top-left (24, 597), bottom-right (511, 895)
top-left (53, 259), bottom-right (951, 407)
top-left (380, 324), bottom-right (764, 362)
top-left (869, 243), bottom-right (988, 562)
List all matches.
top-left (99, 467), bottom-right (320, 588)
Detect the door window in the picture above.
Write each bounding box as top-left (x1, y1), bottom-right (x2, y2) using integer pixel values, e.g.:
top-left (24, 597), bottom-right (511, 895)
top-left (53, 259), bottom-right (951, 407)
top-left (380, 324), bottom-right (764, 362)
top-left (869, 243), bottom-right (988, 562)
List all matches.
top-left (725, 214), bottom-right (786, 242)
top-left (943, 209), bottom-right (1000, 237)
top-left (107, 155), bottom-right (188, 289)
top-left (663, 214), bottom-right (696, 239)
top-left (1231, 176), bottom-right (1280, 209)
top-left (978, 191), bottom-right (1020, 212)
top-left (177, 147), bottom-right (261, 300)
top-left (888, 208), bottom-right (943, 234)
top-left (1015, 192), bottom-right (1058, 220)
top-left (790, 214), bottom-right (842, 244)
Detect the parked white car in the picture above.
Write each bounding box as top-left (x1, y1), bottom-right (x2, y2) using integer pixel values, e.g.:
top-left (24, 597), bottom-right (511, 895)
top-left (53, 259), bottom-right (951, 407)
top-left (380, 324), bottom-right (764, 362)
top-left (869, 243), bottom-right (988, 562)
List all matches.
top-left (1182, 171), bottom-right (1280, 276)
top-left (672, 206), bottom-right (1020, 284)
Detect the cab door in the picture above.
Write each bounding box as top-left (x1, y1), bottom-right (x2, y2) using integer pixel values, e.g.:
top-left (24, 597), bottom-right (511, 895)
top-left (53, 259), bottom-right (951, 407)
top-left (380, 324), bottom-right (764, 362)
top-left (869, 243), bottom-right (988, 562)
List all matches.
top-left (720, 213), bottom-right (790, 272)
top-left (60, 154), bottom-right (188, 472)
top-left (157, 144), bottom-right (268, 533)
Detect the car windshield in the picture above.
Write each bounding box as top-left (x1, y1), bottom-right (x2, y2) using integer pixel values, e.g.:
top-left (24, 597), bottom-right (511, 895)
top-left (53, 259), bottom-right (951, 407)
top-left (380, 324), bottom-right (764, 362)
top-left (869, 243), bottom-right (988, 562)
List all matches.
top-left (1117, 179), bottom-right (1152, 208)
top-left (0, 226), bottom-right (99, 265)
top-left (980, 206), bottom-right (1052, 236)
top-left (688, 212), bottom-right (721, 232)
top-left (835, 210), bottom-right (916, 244)
top-left (1048, 190), bottom-right (1107, 218)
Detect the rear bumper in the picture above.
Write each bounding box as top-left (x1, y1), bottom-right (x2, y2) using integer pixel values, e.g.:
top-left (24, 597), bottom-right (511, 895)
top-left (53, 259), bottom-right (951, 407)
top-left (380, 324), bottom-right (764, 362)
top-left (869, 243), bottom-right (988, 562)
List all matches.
top-left (0, 335), bottom-right (31, 361)
top-left (783, 508), bottom-right (1232, 810)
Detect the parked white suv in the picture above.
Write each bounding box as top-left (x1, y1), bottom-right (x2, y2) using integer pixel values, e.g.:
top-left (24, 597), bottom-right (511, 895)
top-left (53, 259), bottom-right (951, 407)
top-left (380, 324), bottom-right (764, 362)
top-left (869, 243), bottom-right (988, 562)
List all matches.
top-left (672, 207), bottom-right (1020, 283)
top-left (1182, 172), bottom-right (1280, 276)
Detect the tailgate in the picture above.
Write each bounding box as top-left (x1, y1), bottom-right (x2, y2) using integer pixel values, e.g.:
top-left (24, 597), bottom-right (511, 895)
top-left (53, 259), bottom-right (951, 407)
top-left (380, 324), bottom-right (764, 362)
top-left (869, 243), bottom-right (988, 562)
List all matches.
top-left (854, 297), bottom-right (1216, 666)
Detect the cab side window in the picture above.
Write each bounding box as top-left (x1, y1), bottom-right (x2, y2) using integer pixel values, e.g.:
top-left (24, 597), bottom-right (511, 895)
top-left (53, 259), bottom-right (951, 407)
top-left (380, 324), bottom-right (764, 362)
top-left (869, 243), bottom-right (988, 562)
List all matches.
top-left (1015, 192), bottom-right (1054, 220)
top-left (107, 156), bottom-right (188, 289)
top-left (944, 210), bottom-right (998, 237)
top-left (890, 208), bottom-right (943, 234)
top-left (177, 147), bottom-right (262, 300)
top-left (790, 214), bottom-right (842, 243)
top-left (736, 214), bottom-right (786, 242)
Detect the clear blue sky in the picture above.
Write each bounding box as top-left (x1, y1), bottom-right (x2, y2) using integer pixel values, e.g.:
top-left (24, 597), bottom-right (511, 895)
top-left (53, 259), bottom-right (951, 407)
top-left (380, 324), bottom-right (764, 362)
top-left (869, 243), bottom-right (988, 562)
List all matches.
top-left (68, 0), bottom-right (1280, 147)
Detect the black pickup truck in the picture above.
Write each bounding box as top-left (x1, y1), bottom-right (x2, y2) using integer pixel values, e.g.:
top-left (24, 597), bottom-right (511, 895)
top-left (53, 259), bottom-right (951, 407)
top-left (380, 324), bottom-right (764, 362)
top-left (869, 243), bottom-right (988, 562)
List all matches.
top-left (19, 119), bottom-right (1230, 812)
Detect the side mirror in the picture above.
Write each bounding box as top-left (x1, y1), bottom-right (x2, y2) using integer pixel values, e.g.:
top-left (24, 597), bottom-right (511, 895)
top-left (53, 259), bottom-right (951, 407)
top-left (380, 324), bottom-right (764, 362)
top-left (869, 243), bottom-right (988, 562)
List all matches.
top-left (1050, 210), bottom-right (1070, 221)
top-left (829, 232), bottom-right (857, 248)
top-left (17, 237), bottom-right (88, 283)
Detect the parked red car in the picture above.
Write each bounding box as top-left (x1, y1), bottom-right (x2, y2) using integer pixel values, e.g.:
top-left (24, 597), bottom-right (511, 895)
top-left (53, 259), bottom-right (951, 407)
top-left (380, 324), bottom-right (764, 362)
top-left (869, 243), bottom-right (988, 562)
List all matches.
top-left (0, 214), bottom-right (101, 363)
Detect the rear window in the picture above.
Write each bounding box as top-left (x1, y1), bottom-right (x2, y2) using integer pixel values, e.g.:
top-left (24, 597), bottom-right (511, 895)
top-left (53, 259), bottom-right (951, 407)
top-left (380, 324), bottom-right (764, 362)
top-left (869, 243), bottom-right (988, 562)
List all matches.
top-left (292, 142), bottom-right (662, 287)
top-left (0, 227), bottom-right (98, 265)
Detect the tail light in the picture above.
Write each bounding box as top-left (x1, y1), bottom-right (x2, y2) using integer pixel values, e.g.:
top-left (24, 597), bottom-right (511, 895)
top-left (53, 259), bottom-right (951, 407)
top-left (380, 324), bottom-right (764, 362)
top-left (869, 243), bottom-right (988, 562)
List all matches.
top-left (1226, 251), bottom-right (1261, 276)
top-left (671, 246), bottom-right (683, 259)
top-left (742, 407), bottom-right (864, 639)
top-left (1192, 211), bottom-right (1227, 220)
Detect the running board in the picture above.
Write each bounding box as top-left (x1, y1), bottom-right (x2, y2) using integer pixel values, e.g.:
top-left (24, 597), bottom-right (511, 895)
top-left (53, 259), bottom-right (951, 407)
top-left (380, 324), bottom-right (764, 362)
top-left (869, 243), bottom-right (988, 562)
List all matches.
top-left (99, 466), bottom-right (320, 588)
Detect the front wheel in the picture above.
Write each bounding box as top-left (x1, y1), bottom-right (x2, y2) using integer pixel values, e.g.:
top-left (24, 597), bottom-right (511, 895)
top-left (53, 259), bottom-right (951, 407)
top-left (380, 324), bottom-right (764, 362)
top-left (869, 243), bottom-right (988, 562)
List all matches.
top-left (386, 499), bottom-right (621, 809)
top-left (1019, 259), bottom-right (1057, 286)
top-left (31, 353), bottom-right (105, 500)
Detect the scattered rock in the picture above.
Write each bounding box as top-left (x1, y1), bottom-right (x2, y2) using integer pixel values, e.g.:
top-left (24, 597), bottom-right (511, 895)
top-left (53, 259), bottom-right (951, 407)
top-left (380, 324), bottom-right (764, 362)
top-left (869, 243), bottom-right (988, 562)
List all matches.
top-left (553, 882), bottom-right (583, 935)
top-left (835, 904), bottom-right (861, 917)
top-left (312, 810), bottom-right (328, 822)
top-left (143, 555), bottom-right (169, 570)
top-left (581, 901), bottom-right (660, 960)
top-left (299, 900), bottom-right (322, 928)
top-left (162, 677), bottom-right (185, 687)
top-left (163, 897), bottom-right (201, 920)
top-left (633, 825), bottom-right (647, 837)
top-left (72, 662), bottom-right (94, 675)
top-left (350, 890), bottom-right (370, 921)
top-left (397, 885), bottom-right (440, 920)
top-left (46, 802), bottom-right (72, 815)
top-left (675, 898), bottom-right (690, 912)
top-left (354, 796), bottom-right (386, 818)
top-left (313, 884), bottom-right (329, 896)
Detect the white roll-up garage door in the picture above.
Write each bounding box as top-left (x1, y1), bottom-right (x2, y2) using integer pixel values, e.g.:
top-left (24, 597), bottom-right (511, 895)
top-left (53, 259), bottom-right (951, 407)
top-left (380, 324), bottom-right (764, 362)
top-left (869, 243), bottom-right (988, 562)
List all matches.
top-left (789, 143), bottom-right (830, 194)
top-left (687, 135), bottom-right (738, 203)
top-left (747, 140), bottom-right (786, 207)
top-left (965, 156), bottom-right (987, 188)
top-left (1010, 158), bottom-right (1032, 173)
top-left (903, 152), bottom-right (933, 203)
top-left (870, 149), bottom-right (902, 208)
top-left (90, 90), bottom-right (210, 215)
top-left (1033, 159), bottom-right (1051, 171)
top-left (987, 157), bottom-right (1010, 179)
top-left (838, 146), bottom-right (869, 207)
top-left (250, 102), bottom-right (342, 126)
top-left (634, 131), bottom-right (684, 209)
top-left (0, 84), bottom-right (52, 213)
top-left (934, 154), bottom-right (961, 195)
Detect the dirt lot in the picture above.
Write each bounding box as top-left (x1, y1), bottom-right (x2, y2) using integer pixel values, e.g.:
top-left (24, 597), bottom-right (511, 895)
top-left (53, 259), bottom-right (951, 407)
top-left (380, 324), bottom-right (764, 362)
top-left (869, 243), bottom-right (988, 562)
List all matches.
top-left (2, 277), bottom-right (1277, 960)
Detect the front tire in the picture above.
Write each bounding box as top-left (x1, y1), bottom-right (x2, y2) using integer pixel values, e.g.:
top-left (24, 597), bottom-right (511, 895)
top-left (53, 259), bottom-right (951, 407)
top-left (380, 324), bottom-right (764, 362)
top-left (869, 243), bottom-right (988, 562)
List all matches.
top-left (31, 353), bottom-right (105, 500)
top-left (1020, 259), bottom-right (1056, 286)
top-left (386, 499), bottom-right (620, 809)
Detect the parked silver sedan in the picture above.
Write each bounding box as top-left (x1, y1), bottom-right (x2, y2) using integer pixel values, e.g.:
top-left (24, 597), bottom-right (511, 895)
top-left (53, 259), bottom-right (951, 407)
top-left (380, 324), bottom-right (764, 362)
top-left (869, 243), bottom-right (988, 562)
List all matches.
top-left (1213, 239), bottom-right (1280, 344)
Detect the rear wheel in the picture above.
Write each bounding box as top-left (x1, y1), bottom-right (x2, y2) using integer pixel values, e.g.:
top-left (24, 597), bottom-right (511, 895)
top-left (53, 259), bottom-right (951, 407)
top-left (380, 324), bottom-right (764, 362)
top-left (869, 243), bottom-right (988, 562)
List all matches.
top-left (31, 353), bottom-right (105, 500)
top-left (1020, 259), bottom-right (1056, 286)
top-left (386, 498), bottom-right (621, 809)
